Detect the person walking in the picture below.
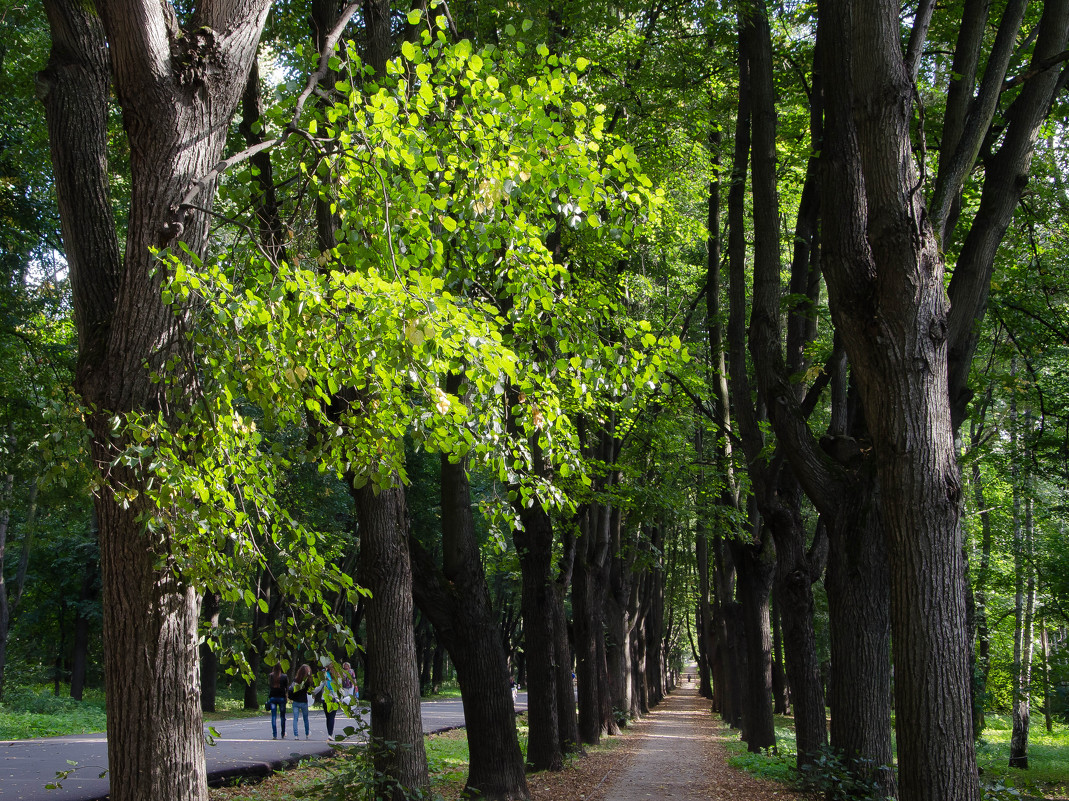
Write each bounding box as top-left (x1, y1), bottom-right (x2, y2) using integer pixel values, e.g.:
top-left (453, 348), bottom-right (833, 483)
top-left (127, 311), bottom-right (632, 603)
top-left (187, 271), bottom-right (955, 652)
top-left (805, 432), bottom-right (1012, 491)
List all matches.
top-left (289, 664), bottom-right (314, 740)
top-left (313, 660), bottom-right (345, 741)
top-left (267, 663), bottom-right (289, 739)
top-left (341, 661), bottom-right (359, 701)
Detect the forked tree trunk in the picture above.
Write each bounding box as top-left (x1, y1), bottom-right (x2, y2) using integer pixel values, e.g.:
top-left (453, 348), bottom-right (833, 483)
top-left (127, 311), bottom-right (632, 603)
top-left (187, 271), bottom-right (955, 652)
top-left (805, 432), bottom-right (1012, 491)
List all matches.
top-left (409, 449), bottom-right (529, 800)
top-left (819, 3), bottom-right (981, 798)
top-left (39, 2), bottom-right (270, 798)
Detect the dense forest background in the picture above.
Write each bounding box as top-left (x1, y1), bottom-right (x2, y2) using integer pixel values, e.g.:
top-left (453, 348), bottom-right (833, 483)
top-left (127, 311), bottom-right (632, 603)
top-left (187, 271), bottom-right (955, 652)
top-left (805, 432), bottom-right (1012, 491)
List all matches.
top-left (2, 0), bottom-right (1069, 799)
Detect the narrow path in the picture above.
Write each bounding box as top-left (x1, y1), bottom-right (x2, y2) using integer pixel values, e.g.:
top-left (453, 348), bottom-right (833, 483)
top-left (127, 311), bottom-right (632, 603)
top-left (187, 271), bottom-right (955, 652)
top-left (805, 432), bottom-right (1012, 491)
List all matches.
top-left (592, 680), bottom-right (805, 801)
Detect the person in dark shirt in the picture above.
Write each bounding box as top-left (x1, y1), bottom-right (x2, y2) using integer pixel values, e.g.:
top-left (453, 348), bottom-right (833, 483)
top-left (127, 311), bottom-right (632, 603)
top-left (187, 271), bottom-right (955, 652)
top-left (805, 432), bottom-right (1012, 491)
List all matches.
top-left (267, 663), bottom-right (289, 739)
top-left (289, 664), bottom-right (314, 739)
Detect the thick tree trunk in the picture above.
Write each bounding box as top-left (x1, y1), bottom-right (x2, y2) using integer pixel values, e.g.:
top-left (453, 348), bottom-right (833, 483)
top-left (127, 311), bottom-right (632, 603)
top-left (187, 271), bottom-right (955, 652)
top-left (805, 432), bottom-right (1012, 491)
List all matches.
top-left (354, 483), bottom-right (429, 798)
top-left (819, 4), bottom-right (980, 798)
top-left (732, 538), bottom-right (775, 752)
top-left (40, 1), bottom-right (270, 799)
top-left (409, 450), bottom-right (529, 800)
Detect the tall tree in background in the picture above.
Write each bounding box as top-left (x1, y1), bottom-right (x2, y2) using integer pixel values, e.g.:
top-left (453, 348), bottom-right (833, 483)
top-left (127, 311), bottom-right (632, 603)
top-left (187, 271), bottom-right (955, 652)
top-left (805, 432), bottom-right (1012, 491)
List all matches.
top-left (38, 1), bottom-right (270, 798)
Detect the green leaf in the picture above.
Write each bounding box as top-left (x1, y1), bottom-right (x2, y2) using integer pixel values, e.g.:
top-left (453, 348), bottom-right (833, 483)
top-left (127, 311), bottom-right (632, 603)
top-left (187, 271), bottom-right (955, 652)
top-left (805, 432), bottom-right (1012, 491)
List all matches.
top-left (407, 8), bottom-right (422, 24)
top-left (401, 40), bottom-right (417, 61)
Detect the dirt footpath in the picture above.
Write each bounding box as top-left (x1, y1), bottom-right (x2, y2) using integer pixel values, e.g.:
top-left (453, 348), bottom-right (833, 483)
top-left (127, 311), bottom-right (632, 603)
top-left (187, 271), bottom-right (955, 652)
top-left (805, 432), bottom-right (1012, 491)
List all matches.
top-left (591, 680), bottom-right (807, 801)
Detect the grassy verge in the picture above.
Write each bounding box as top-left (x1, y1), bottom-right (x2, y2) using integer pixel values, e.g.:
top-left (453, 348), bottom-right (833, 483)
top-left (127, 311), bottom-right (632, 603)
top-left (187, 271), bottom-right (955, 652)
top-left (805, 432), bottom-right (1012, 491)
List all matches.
top-left (723, 710), bottom-right (1069, 800)
top-left (0, 685), bottom-right (108, 739)
top-left (976, 714), bottom-right (1069, 798)
top-left (210, 716), bottom-right (529, 800)
top-left (0, 684), bottom-right (269, 740)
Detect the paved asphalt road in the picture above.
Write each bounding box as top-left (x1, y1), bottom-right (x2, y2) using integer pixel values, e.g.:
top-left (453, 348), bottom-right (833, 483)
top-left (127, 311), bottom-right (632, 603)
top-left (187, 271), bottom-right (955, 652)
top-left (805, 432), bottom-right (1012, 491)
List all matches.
top-left (0, 694), bottom-right (528, 801)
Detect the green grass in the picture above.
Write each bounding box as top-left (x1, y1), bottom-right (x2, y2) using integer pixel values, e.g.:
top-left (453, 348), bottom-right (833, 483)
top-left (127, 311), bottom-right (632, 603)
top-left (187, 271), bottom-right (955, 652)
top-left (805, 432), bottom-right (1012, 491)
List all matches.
top-left (721, 710), bottom-right (1069, 800)
top-left (722, 714), bottom-right (798, 785)
top-left (977, 713), bottom-right (1069, 797)
top-left (0, 684), bottom-right (108, 739)
top-left (0, 684), bottom-right (270, 740)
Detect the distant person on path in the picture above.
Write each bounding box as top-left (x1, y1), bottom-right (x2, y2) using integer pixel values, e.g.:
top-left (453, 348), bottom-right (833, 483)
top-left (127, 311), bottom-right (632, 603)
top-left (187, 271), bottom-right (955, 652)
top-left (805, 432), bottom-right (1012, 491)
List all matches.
top-left (289, 664), bottom-right (314, 740)
top-left (341, 661), bottom-right (359, 700)
top-left (267, 663), bottom-right (289, 739)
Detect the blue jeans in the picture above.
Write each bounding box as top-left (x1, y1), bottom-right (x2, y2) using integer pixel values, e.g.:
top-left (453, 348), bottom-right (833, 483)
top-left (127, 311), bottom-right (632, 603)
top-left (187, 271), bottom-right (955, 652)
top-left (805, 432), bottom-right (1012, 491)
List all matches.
top-left (325, 707), bottom-right (337, 737)
top-left (292, 701), bottom-right (309, 737)
top-left (269, 698), bottom-right (287, 737)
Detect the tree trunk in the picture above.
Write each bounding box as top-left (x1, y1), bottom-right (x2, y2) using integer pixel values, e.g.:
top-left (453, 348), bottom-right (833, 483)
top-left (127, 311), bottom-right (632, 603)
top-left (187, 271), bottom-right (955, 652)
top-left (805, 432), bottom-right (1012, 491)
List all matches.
top-left (552, 503), bottom-right (580, 755)
top-left (770, 595), bottom-right (787, 715)
top-left (354, 483), bottom-right (429, 798)
top-left (732, 535), bottom-right (776, 752)
top-left (244, 569), bottom-right (268, 710)
top-left (1009, 480), bottom-right (1036, 769)
top-left (0, 467), bottom-right (13, 699)
top-left (644, 525), bottom-right (666, 707)
top-left (70, 551), bottom-right (99, 701)
top-left (606, 517), bottom-right (638, 722)
top-left (970, 432), bottom-right (995, 738)
top-left (695, 525), bottom-right (714, 702)
top-left (39, 1), bottom-right (270, 798)
top-left (200, 589), bottom-right (221, 713)
top-left (408, 449), bottom-right (529, 800)
top-left (819, 4), bottom-right (980, 798)
top-left (1040, 623), bottom-right (1053, 734)
top-left (825, 477), bottom-right (895, 794)
top-left (513, 503), bottom-right (563, 771)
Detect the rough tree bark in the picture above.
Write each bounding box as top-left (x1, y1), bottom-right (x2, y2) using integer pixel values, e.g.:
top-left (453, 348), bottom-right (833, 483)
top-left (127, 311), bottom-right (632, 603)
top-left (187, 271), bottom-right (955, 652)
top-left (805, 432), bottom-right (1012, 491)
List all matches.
top-left (38, 1), bottom-right (270, 798)
top-left (819, 2), bottom-right (979, 797)
top-left (354, 483), bottom-right (430, 798)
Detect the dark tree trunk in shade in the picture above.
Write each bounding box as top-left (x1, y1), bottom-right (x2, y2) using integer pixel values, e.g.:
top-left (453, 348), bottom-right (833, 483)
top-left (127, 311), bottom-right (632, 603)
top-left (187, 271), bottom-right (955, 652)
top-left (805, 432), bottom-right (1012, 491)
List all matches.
top-left (644, 525), bottom-right (665, 707)
top-left (770, 595), bottom-right (788, 715)
top-left (606, 517), bottom-right (638, 720)
top-left (70, 555), bottom-right (98, 701)
top-left (200, 590), bottom-right (221, 713)
top-left (732, 537), bottom-right (775, 752)
top-left (573, 506), bottom-right (600, 744)
top-left (408, 449), bottom-right (529, 800)
top-left (431, 641), bottom-right (445, 692)
top-left (551, 500), bottom-right (580, 755)
top-left (630, 569), bottom-right (651, 717)
top-left (353, 483), bottom-right (429, 799)
top-left (513, 503), bottom-right (563, 771)
top-left (819, 5), bottom-right (988, 796)
top-left (824, 477), bottom-right (895, 794)
top-left (244, 570), bottom-right (268, 710)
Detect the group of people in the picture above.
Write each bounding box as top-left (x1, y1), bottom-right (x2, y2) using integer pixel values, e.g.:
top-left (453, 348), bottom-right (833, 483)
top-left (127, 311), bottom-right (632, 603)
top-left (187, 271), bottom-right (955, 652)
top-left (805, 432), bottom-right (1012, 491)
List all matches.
top-left (266, 659), bottom-right (359, 740)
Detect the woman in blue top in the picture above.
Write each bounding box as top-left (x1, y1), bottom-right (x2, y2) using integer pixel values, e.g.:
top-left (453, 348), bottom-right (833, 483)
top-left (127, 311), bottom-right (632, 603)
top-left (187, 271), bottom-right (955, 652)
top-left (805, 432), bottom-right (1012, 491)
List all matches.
top-left (313, 660), bottom-right (347, 741)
